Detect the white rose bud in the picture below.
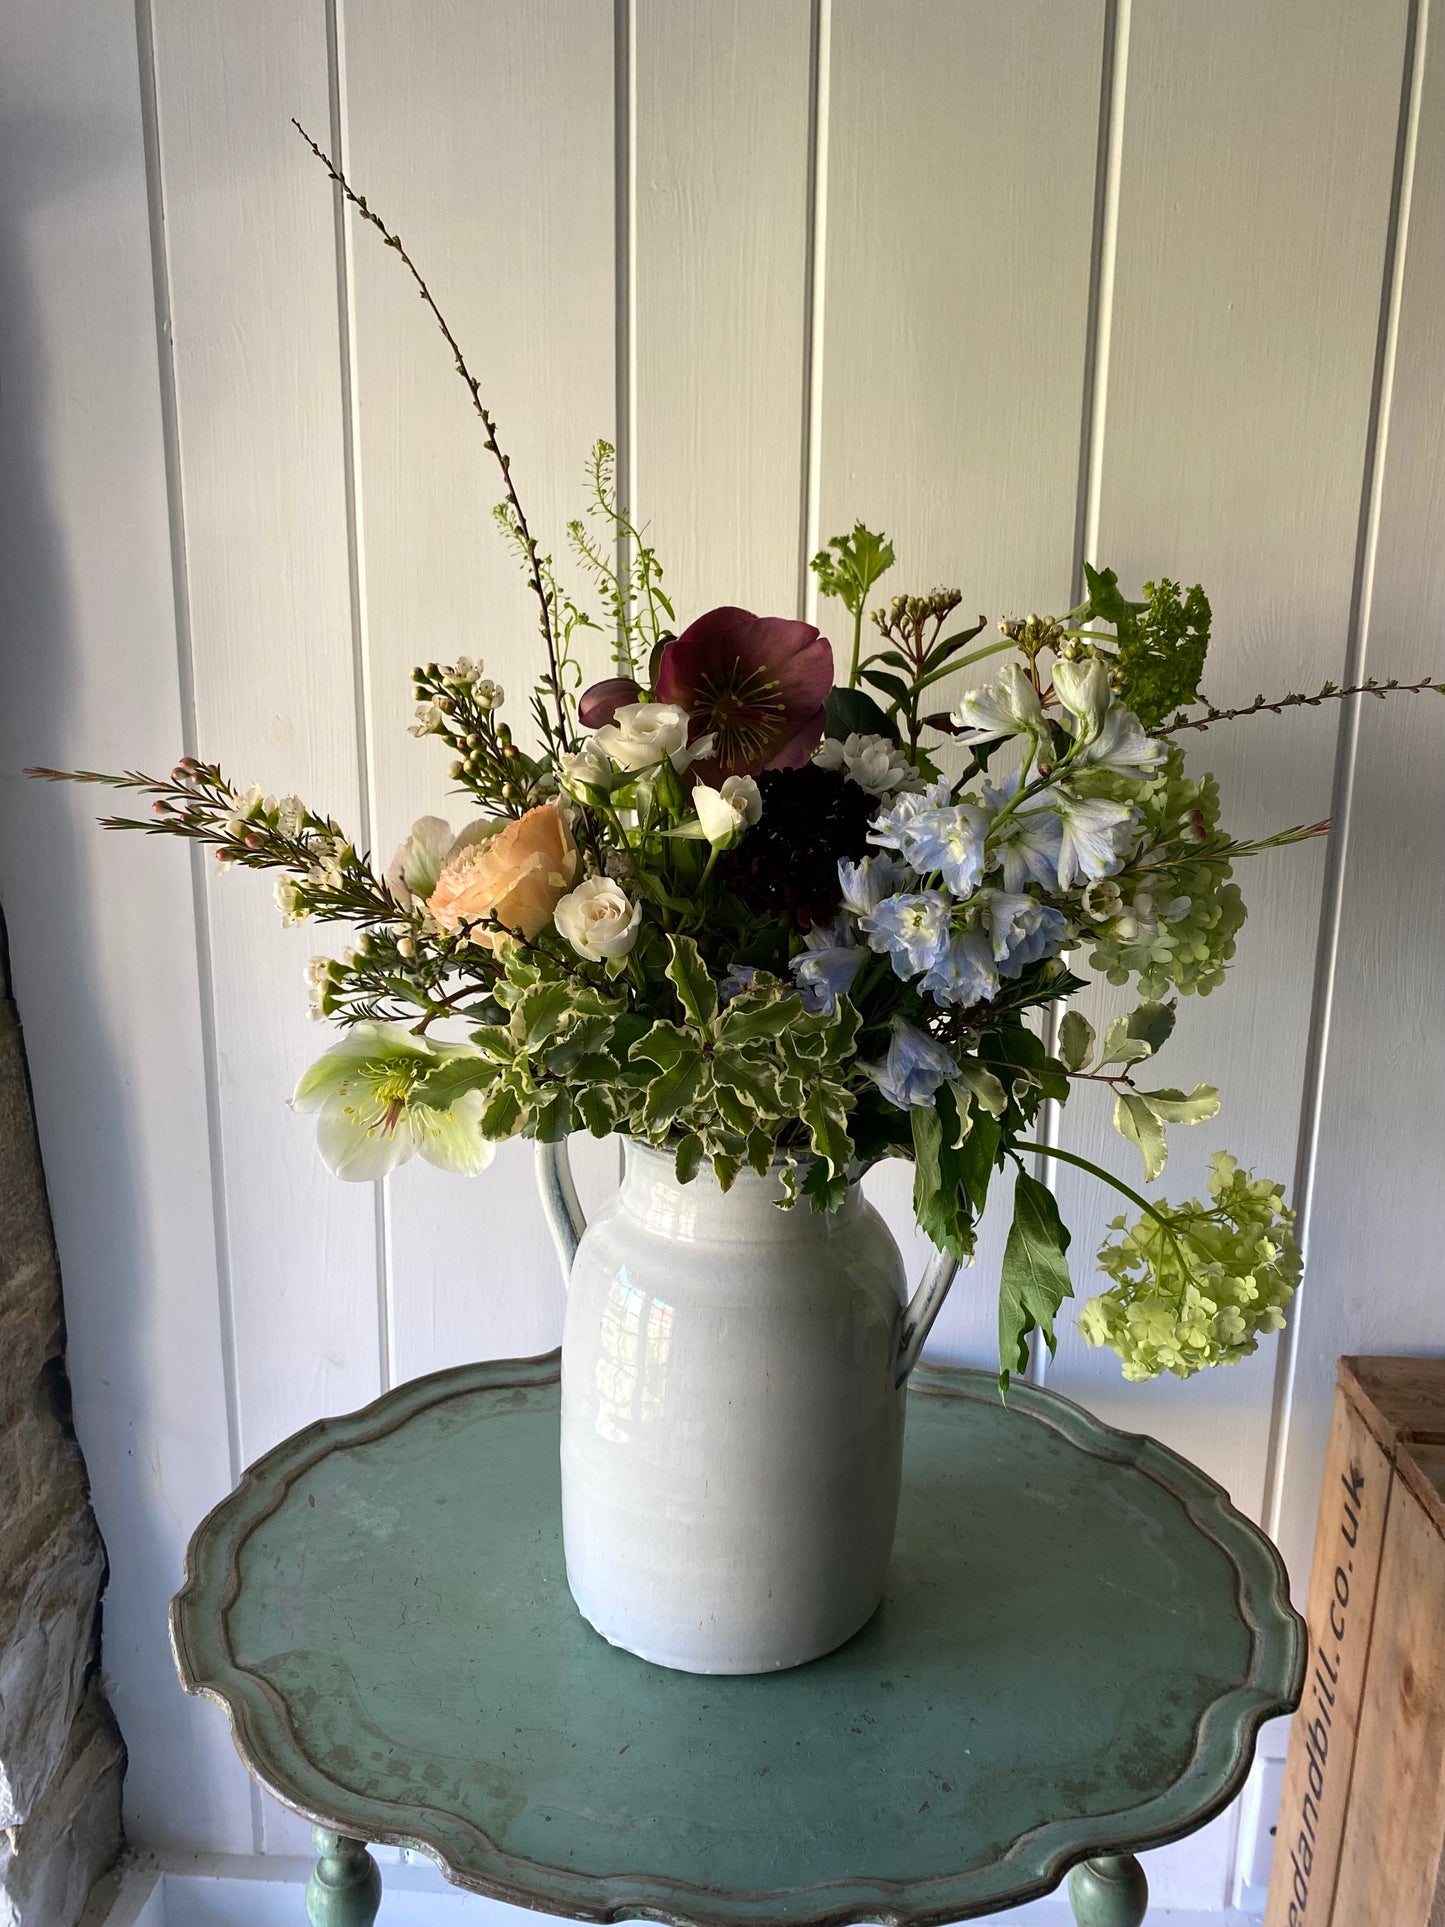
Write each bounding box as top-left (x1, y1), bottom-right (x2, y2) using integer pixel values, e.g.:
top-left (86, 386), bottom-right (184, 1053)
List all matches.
top-left (691, 776), bottom-right (762, 850)
top-left (559, 742), bottom-right (616, 801)
top-left (554, 877), bottom-right (643, 961)
top-left (592, 702), bottom-right (692, 772)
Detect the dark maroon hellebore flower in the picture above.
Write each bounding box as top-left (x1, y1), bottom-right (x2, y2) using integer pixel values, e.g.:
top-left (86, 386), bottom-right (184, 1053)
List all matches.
top-left (578, 677), bottom-right (642, 729)
top-left (655, 607), bottom-right (833, 781)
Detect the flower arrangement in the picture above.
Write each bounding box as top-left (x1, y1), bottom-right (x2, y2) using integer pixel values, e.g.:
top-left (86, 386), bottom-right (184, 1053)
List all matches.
top-left (33, 129), bottom-right (1445, 1389)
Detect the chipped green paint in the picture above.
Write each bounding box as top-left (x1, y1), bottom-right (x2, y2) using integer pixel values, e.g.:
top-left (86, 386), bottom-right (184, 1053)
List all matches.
top-left (171, 1355), bottom-right (1301, 1925)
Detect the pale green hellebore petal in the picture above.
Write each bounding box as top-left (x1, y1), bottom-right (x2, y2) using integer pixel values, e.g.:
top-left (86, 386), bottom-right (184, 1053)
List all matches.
top-left (315, 1091), bottom-right (416, 1181)
top-left (412, 1088), bottom-right (497, 1175)
top-left (292, 1022), bottom-right (433, 1111)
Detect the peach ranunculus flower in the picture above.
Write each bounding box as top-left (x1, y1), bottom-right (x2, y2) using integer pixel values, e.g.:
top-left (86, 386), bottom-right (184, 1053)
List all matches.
top-left (426, 803), bottom-right (578, 946)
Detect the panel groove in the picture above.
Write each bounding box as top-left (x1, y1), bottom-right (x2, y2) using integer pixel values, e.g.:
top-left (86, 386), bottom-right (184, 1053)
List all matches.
top-left (794, 0), bottom-right (826, 622)
top-left (615, 0), bottom-right (636, 623)
top-left (132, 0), bottom-right (245, 1496)
top-left (1079, 0), bottom-right (1130, 576)
top-left (801, 0), bottom-right (832, 627)
top-left (1262, 0), bottom-right (1428, 1546)
top-left (132, 0), bottom-right (258, 1855)
top-left (325, 0), bottom-right (393, 1398)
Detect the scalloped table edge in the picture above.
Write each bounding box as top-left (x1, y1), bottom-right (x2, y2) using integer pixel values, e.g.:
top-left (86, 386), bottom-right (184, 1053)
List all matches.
top-left (170, 1352), bottom-right (1305, 1927)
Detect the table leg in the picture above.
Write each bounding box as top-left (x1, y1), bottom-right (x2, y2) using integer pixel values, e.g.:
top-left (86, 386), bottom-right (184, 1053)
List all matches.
top-left (1066, 1853), bottom-right (1148, 1925)
top-left (305, 1826), bottom-right (382, 1926)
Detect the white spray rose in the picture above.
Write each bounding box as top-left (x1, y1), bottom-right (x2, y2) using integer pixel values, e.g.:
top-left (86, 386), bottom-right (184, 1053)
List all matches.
top-left (554, 876), bottom-right (643, 960)
top-left (592, 702), bottom-right (693, 772)
top-left (813, 732), bottom-right (921, 797)
top-left (691, 775), bottom-right (762, 848)
top-left (558, 742), bottom-right (616, 800)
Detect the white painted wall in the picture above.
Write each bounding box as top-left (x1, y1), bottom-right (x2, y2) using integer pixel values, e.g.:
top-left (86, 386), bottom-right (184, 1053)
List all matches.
top-left (1, 0), bottom-right (1441, 1911)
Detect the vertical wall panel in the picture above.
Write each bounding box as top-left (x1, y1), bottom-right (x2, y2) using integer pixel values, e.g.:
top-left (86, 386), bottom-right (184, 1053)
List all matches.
top-left (1046, 0), bottom-right (1410, 1552)
top-left (149, 0), bottom-right (382, 1486)
top-left (1273, 0), bottom-right (1443, 1593)
top-left (818, 0), bottom-right (1109, 1360)
top-left (342, 0), bottom-right (618, 1383)
top-left (633, 0), bottom-right (815, 615)
top-left (0, 0), bottom-right (252, 1853)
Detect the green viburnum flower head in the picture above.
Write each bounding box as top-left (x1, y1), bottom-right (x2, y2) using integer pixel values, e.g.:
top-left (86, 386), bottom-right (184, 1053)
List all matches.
top-left (1084, 746), bottom-right (1246, 997)
top-left (292, 1022), bottom-right (494, 1181)
top-left (1079, 1151), bottom-right (1300, 1381)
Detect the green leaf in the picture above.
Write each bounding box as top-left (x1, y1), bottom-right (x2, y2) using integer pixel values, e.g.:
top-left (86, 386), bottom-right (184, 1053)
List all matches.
top-left (642, 1051), bottom-right (704, 1130)
top-left (809, 522), bottom-right (895, 617)
top-left (950, 1060), bottom-right (1008, 1117)
top-left (799, 1155), bottom-right (849, 1212)
top-left (665, 933), bottom-right (718, 1028)
top-left (1098, 1019), bottom-right (1153, 1070)
top-left (530, 1088), bottom-right (574, 1142)
top-left (858, 666), bottom-right (912, 708)
top-left (998, 1171), bottom-right (1073, 1388)
top-left (910, 1089), bottom-right (977, 1262)
top-left (479, 1082), bottom-right (526, 1137)
top-left (823, 685), bottom-right (900, 745)
top-left (629, 1021), bottom-right (695, 1071)
top-left (1126, 1000), bottom-right (1177, 1054)
top-left (956, 1111), bottom-right (1001, 1218)
top-left (511, 981), bottom-right (574, 1048)
top-left (574, 1087), bottom-right (616, 1137)
top-left (802, 1083), bottom-right (852, 1176)
top-left (1058, 1010), bottom-right (1096, 1074)
top-left (1114, 1089), bottom-right (1168, 1181)
top-left (413, 1056), bottom-right (494, 1111)
top-left (712, 1049), bottom-right (782, 1114)
top-left (717, 990), bottom-right (800, 1045)
top-left (1137, 1083), bottom-right (1220, 1125)
top-left (673, 1132), bottom-right (704, 1184)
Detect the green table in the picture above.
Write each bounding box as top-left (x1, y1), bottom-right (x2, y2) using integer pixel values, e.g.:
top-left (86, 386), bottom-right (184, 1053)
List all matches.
top-left (170, 1355), bottom-right (1302, 1927)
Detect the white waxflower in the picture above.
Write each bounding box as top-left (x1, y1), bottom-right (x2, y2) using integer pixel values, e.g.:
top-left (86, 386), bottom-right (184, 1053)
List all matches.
top-left (691, 775), bottom-right (762, 849)
top-left (223, 783), bottom-right (265, 838)
top-left (554, 877), bottom-right (643, 960)
top-left (447, 656), bottom-right (485, 684)
top-left (274, 875), bottom-right (307, 926)
top-left (305, 955), bottom-right (337, 1020)
top-left (472, 679), bottom-right (503, 710)
top-left (276, 795), bottom-right (306, 837)
top-left (813, 732), bottom-right (922, 797)
top-left (408, 702), bottom-right (444, 738)
top-left (593, 702), bottom-right (693, 772)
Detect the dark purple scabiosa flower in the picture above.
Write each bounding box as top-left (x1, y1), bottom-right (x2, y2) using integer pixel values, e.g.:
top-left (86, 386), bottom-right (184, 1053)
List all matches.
top-left (578, 677), bottom-right (643, 729)
top-left (656, 607), bottom-right (833, 782)
top-left (716, 764), bottom-right (874, 930)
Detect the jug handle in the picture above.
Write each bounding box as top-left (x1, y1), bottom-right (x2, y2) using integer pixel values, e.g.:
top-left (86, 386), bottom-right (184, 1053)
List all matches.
top-left (536, 1138), bottom-right (586, 1287)
top-left (895, 1243), bottom-right (962, 1386)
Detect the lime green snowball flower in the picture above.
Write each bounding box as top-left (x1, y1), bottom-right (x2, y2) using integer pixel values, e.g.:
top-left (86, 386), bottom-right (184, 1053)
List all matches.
top-left (293, 1022), bottom-right (494, 1181)
top-left (1080, 1153), bottom-right (1300, 1381)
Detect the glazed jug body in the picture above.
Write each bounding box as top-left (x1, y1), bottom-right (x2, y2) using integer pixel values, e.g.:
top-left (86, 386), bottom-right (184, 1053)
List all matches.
top-left (555, 1141), bottom-right (907, 1674)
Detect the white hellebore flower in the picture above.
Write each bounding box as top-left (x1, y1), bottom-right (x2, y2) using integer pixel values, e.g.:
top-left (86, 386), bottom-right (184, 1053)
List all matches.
top-left (292, 1022), bottom-right (496, 1181)
top-left (592, 701), bottom-right (693, 772)
top-left (555, 876), bottom-right (643, 961)
top-left (691, 775), bottom-right (762, 849)
top-left (813, 732), bottom-right (922, 797)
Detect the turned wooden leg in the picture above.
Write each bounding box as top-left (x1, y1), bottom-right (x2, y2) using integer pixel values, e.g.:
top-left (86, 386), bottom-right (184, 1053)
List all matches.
top-left (305, 1826), bottom-right (382, 1926)
top-left (1067, 1852), bottom-right (1148, 1925)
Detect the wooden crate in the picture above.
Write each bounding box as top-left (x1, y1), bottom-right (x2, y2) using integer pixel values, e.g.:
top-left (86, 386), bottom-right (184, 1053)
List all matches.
top-left (1266, 1357), bottom-right (1445, 1927)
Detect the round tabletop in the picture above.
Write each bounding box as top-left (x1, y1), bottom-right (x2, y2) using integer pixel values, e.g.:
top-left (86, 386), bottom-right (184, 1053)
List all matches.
top-left (171, 1353), bottom-right (1302, 1925)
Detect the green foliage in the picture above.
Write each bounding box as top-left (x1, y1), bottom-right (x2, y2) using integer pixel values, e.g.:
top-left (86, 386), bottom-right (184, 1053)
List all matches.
top-left (1071, 565), bottom-right (1212, 730)
top-left (811, 522), bottom-right (896, 622)
top-left (998, 1171), bottom-right (1073, 1389)
top-left (1080, 1154), bottom-right (1300, 1380)
top-left (1085, 748), bottom-right (1248, 999)
top-left (566, 440), bottom-right (675, 676)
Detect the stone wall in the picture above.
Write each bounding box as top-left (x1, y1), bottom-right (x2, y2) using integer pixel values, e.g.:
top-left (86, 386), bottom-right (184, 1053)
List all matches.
top-left (0, 915), bottom-right (124, 1927)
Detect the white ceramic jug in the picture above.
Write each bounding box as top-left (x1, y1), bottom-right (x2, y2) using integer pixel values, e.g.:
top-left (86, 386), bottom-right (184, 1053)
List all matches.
top-left (538, 1138), bottom-right (960, 1675)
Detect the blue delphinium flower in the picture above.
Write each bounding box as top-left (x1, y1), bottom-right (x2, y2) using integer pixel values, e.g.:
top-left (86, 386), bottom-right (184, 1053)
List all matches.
top-left (920, 929), bottom-right (1000, 1009)
top-left (837, 852), bottom-right (909, 916)
top-left (717, 963), bottom-right (760, 1006)
top-left (860, 891), bottom-right (952, 978)
top-left (791, 915), bottom-right (868, 1014)
top-left (980, 890), bottom-right (1069, 979)
top-left (870, 1018), bottom-right (958, 1110)
top-left (984, 770), bottom-right (1065, 894)
top-left (1055, 790), bottom-right (1137, 888)
top-left (868, 779), bottom-right (950, 853)
top-left (899, 802), bottom-right (993, 898)
top-left (949, 663), bottom-right (1045, 745)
